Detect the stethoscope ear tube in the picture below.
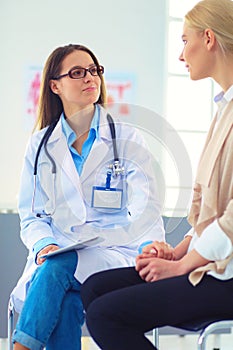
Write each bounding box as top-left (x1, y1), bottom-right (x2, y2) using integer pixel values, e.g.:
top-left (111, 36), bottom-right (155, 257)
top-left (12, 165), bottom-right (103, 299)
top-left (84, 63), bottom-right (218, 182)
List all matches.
top-left (33, 118), bottom-right (59, 175)
top-left (107, 113), bottom-right (119, 162)
top-left (32, 119), bottom-right (59, 217)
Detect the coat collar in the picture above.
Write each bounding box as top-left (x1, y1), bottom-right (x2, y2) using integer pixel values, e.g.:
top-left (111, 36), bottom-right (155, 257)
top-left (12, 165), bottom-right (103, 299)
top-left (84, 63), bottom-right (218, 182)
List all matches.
top-left (47, 105), bottom-right (113, 144)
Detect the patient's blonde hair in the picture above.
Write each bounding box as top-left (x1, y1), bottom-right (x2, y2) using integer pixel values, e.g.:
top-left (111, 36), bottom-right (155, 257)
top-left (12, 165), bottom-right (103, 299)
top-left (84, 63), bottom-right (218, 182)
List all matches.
top-left (185, 0), bottom-right (233, 54)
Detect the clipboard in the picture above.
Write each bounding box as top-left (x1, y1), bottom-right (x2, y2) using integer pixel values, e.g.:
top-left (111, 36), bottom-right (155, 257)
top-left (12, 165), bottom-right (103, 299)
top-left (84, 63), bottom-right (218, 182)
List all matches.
top-left (40, 236), bottom-right (104, 258)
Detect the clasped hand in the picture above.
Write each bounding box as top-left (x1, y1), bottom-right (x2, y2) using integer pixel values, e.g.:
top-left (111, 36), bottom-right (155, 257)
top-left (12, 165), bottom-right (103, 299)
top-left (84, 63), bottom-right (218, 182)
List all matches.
top-left (135, 241), bottom-right (178, 282)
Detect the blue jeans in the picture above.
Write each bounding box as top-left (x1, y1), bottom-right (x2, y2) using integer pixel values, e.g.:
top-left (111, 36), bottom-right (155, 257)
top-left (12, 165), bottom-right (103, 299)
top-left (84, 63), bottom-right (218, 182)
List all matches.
top-left (12, 251), bottom-right (84, 350)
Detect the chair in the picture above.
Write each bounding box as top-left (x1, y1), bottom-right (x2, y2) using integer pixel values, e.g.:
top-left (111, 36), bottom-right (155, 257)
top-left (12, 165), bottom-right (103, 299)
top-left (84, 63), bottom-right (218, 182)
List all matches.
top-left (8, 300), bottom-right (14, 350)
top-left (153, 319), bottom-right (233, 350)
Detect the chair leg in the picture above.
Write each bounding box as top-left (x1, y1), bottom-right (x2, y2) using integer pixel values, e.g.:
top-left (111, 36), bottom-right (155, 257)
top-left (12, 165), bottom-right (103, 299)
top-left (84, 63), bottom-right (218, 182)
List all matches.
top-left (213, 333), bottom-right (221, 350)
top-left (198, 332), bottom-right (221, 350)
top-left (197, 321), bottom-right (233, 350)
top-left (153, 328), bottom-right (159, 349)
top-left (197, 331), bottom-right (208, 350)
top-left (8, 300), bottom-right (14, 350)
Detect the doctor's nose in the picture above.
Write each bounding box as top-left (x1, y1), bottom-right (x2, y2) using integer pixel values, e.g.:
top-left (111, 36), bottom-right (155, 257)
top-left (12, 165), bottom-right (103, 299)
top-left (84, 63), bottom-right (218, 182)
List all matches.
top-left (83, 70), bottom-right (94, 83)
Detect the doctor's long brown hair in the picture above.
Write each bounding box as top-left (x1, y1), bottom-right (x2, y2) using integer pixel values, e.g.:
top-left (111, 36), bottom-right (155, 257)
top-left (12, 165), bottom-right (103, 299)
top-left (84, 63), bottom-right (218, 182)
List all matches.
top-left (35, 44), bottom-right (107, 131)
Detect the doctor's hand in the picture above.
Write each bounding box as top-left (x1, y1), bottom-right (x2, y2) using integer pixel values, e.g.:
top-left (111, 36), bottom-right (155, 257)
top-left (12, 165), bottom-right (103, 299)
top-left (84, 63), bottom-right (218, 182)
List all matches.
top-left (136, 241), bottom-right (176, 262)
top-left (36, 244), bottom-right (60, 265)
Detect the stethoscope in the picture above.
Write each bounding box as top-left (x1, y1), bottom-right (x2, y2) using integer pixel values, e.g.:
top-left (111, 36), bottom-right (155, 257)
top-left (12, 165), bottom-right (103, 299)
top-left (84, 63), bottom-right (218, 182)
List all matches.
top-left (31, 113), bottom-right (125, 217)
top-left (106, 114), bottom-right (125, 178)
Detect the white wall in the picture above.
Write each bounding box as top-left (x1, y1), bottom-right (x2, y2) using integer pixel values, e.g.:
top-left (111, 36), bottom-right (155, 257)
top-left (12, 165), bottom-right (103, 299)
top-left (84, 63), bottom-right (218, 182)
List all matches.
top-left (0, 0), bottom-right (168, 210)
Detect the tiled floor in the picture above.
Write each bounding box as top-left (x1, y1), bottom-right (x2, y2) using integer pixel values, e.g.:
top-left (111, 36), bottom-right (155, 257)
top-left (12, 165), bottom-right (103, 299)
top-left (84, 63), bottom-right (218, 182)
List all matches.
top-left (2, 333), bottom-right (233, 349)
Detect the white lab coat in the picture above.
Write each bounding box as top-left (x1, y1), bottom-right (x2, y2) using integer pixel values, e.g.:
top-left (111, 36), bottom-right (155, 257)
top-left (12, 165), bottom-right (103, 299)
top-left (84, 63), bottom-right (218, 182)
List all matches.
top-left (11, 106), bottom-right (165, 313)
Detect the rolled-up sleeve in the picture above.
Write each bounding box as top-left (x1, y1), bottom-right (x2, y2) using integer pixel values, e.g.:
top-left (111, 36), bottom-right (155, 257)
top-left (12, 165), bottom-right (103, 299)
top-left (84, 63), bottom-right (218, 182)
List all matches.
top-left (194, 220), bottom-right (233, 261)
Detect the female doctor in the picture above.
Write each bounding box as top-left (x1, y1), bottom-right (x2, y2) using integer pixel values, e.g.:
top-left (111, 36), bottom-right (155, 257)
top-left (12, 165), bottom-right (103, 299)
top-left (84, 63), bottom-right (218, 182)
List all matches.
top-left (11, 44), bottom-right (165, 350)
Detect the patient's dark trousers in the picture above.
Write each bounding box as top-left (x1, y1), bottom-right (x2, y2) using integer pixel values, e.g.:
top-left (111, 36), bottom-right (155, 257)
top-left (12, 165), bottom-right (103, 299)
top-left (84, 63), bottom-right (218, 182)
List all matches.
top-left (81, 267), bottom-right (233, 350)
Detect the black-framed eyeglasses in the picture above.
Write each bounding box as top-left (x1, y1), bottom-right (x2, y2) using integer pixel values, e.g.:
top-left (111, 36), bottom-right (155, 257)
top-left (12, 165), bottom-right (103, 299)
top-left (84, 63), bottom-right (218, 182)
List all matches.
top-left (53, 65), bottom-right (104, 80)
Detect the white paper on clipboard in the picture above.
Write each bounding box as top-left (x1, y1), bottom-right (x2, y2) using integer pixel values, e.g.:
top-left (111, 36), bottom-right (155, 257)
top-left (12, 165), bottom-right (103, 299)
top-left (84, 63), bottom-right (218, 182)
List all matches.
top-left (40, 236), bottom-right (104, 258)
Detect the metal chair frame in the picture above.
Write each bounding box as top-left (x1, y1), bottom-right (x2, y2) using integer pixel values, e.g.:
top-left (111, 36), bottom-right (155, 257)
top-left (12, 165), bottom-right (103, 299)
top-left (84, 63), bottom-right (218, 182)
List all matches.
top-left (8, 300), bottom-right (14, 350)
top-left (153, 321), bottom-right (233, 350)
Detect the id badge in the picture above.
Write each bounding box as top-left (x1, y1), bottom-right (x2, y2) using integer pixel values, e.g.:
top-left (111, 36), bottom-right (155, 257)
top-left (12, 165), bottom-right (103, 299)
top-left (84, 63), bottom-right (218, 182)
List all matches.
top-left (92, 186), bottom-right (123, 209)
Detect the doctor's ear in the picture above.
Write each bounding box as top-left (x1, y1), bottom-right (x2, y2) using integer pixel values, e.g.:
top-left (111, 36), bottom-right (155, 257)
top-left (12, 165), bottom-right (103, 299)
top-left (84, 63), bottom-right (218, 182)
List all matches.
top-left (49, 80), bottom-right (60, 95)
top-left (204, 29), bottom-right (215, 49)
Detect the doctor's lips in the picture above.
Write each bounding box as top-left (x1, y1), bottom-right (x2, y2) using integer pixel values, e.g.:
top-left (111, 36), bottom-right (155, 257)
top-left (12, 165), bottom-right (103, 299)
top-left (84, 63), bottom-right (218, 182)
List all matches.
top-left (83, 86), bottom-right (97, 92)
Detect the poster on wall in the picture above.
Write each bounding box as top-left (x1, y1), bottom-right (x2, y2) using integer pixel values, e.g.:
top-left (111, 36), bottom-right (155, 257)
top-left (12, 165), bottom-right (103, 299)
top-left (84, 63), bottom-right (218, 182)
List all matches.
top-left (105, 71), bottom-right (136, 119)
top-left (24, 66), bottom-right (136, 130)
top-left (24, 66), bottom-right (42, 130)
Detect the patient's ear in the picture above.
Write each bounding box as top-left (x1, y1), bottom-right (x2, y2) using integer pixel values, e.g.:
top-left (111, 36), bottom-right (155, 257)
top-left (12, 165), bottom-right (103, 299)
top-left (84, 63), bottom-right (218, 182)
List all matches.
top-left (205, 28), bottom-right (216, 50)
